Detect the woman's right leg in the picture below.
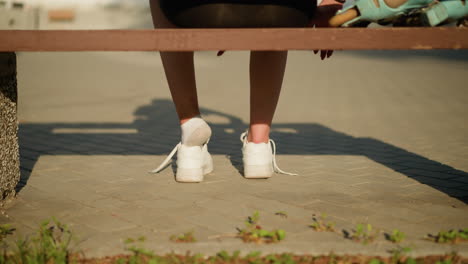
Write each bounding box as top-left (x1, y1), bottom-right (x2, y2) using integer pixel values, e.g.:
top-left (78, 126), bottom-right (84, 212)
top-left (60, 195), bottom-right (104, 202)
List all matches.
top-left (149, 0), bottom-right (200, 125)
top-left (150, 0), bottom-right (212, 182)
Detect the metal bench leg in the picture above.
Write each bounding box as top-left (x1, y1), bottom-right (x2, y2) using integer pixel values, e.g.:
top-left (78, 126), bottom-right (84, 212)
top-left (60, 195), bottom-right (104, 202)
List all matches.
top-left (0, 52), bottom-right (20, 202)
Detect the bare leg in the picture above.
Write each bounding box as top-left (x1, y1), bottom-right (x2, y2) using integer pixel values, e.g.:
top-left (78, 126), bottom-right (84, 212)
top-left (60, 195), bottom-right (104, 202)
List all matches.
top-left (248, 51), bottom-right (288, 143)
top-left (149, 0), bottom-right (200, 124)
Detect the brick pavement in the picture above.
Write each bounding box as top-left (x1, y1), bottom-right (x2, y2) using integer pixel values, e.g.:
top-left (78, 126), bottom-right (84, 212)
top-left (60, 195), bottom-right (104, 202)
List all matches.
top-left (1, 50), bottom-right (467, 258)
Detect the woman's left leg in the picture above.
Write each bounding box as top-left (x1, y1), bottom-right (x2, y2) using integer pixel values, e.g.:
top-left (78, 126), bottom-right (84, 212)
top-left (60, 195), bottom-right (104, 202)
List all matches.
top-left (248, 51), bottom-right (288, 143)
top-left (241, 50), bottom-right (291, 179)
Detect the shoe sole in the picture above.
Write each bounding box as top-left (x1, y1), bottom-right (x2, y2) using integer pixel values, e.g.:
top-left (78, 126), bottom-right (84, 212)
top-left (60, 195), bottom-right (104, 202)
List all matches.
top-left (244, 164), bottom-right (273, 179)
top-left (176, 156), bottom-right (213, 183)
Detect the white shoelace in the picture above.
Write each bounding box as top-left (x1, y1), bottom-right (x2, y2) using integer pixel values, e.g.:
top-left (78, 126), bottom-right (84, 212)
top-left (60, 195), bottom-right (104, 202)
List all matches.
top-left (150, 142), bottom-right (181, 174)
top-left (240, 132), bottom-right (298, 176)
top-left (152, 134), bottom-right (297, 176)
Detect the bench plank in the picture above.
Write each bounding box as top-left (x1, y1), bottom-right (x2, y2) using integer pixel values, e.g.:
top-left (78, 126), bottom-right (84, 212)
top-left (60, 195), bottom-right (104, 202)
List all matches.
top-left (0, 28), bottom-right (467, 51)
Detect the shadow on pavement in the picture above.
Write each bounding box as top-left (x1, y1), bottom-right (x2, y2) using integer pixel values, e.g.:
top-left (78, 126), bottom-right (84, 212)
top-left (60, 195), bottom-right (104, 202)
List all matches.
top-left (344, 50), bottom-right (468, 62)
top-left (17, 99), bottom-right (468, 203)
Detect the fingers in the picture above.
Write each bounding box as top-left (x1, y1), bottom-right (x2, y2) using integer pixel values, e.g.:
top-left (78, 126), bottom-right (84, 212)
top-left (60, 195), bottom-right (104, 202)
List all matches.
top-left (320, 50), bottom-right (327, 60)
top-left (318, 50), bottom-right (334, 60)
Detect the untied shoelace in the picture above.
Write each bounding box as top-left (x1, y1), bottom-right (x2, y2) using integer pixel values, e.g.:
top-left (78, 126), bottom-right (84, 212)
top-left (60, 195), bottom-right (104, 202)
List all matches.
top-left (150, 138), bottom-right (211, 174)
top-left (151, 133), bottom-right (298, 176)
top-left (150, 142), bottom-right (182, 174)
top-left (240, 131), bottom-right (298, 176)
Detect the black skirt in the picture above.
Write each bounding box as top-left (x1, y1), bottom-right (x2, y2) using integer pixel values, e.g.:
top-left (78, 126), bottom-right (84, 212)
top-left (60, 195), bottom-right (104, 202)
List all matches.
top-left (160, 0), bottom-right (317, 28)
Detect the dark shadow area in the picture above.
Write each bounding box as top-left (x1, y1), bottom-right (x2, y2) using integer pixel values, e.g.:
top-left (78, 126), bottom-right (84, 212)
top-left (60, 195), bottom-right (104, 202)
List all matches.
top-left (343, 50), bottom-right (468, 62)
top-left (342, 229), bottom-right (351, 240)
top-left (17, 99), bottom-right (468, 203)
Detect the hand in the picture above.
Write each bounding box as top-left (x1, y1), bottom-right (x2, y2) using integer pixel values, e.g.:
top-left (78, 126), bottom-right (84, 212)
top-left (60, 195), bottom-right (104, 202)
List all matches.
top-left (308, 0), bottom-right (344, 60)
top-left (313, 49), bottom-right (334, 60)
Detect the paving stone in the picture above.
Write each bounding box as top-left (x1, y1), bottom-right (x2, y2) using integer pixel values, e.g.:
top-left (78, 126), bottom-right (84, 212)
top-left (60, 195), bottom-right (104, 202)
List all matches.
top-left (303, 201), bottom-right (373, 224)
top-left (194, 198), bottom-right (251, 220)
top-left (185, 210), bottom-right (242, 234)
top-left (74, 211), bottom-right (139, 233)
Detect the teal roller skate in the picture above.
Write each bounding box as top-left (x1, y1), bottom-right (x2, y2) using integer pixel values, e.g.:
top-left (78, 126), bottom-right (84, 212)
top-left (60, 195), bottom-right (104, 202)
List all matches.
top-left (329, 0), bottom-right (435, 27)
top-left (421, 0), bottom-right (468, 26)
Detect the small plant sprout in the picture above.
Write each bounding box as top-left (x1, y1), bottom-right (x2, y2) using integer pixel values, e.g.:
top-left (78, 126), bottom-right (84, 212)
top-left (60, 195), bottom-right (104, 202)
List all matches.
top-left (435, 260), bottom-right (453, 264)
top-left (238, 211), bottom-right (286, 244)
top-left (170, 231), bottom-right (197, 243)
top-left (368, 259), bottom-right (385, 264)
top-left (11, 218), bottom-right (73, 264)
top-left (275, 211), bottom-right (288, 218)
top-left (434, 252), bottom-right (463, 264)
top-left (426, 228), bottom-right (468, 244)
top-left (309, 213), bottom-right (335, 232)
top-left (249, 211), bottom-right (260, 225)
top-left (0, 224), bottom-right (15, 241)
top-left (350, 223), bottom-right (379, 244)
top-left (123, 236), bottom-right (158, 262)
top-left (387, 229), bottom-right (406, 243)
top-left (216, 250), bottom-right (241, 262)
top-left (388, 246), bottom-right (414, 264)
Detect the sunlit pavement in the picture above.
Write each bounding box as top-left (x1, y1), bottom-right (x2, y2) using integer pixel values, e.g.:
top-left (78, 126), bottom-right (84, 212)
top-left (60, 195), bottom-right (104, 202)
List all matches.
top-left (1, 49), bottom-right (465, 257)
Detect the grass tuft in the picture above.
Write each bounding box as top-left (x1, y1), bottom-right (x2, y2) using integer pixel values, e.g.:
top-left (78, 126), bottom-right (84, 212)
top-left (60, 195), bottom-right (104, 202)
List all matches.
top-left (426, 229), bottom-right (468, 244)
top-left (170, 231), bottom-right (197, 243)
top-left (237, 211), bottom-right (286, 244)
top-left (309, 213), bottom-right (335, 232)
top-left (385, 229), bottom-right (406, 244)
top-left (348, 223), bottom-right (379, 245)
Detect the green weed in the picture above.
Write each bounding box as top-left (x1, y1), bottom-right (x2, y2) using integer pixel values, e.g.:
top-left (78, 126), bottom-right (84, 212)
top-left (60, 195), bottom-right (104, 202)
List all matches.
top-left (309, 213), bottom-right (335, 232)
top-left (0, 218), bottom-right (73, 264)
top-left (120, 236), bottom-right (157, 264)
top-left (386, 229), bottom-right (406, 243)
top-left (388, 246), bottom-right (414, 264)
top-left (426, 229), bottom-right (468, 244)
top-left (434, 252), bottom-right (462, 264)
top-left (368, 259), bottom-right (385, 264)
top-left (349, 223), bottom-right (378, 245)
top-left (0, 224), bottom-right (15, 242)
top-left (237, 211), bottom-right (286, 244)
top-left (435, 260), bottom-right (452, 264)
top-left (266, 253), bottom-right (297, 264)
top-left (215, 250), bottom-right (240, 262)
top-left (170, 231), bottom-right (197, 243)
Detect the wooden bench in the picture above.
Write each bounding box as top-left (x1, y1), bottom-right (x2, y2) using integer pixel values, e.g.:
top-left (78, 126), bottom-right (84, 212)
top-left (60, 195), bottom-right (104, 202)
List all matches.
top-left (1, 28), bottom-right (468, 201)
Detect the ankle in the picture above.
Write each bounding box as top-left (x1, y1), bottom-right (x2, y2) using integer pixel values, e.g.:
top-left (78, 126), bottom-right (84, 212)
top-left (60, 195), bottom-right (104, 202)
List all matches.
top-left (247, 134), bottom-right (269, 144)
top-left (247, 124), bottom-right (270, 143)
top-left (180, 116), bottom-right (199, 125)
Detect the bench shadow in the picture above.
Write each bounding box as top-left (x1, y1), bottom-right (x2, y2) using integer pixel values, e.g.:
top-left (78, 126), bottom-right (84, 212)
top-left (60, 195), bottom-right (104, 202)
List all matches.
top-left (17, 98), bottom-right (468, 203)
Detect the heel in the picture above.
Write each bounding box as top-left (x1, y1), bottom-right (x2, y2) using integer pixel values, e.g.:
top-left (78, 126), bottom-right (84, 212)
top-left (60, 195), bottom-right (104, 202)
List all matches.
top-left (244, 164), bottom-right (273, 179)
top-left (176, 167), bottom-right (204, 183)
top-left (203, 154), bottom-right (213, 175)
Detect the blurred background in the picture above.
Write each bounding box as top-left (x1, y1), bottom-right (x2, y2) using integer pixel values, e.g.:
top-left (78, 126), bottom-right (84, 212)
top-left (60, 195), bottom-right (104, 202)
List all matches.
top-left (0, 0), bottom-right (153, 29)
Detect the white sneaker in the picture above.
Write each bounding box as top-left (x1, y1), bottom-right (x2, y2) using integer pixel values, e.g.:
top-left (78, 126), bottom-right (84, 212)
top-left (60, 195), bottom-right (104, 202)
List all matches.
top-left (240, 131), bottom-right (297, 179)
top-left (150, 142), bottom-right (213, 183)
